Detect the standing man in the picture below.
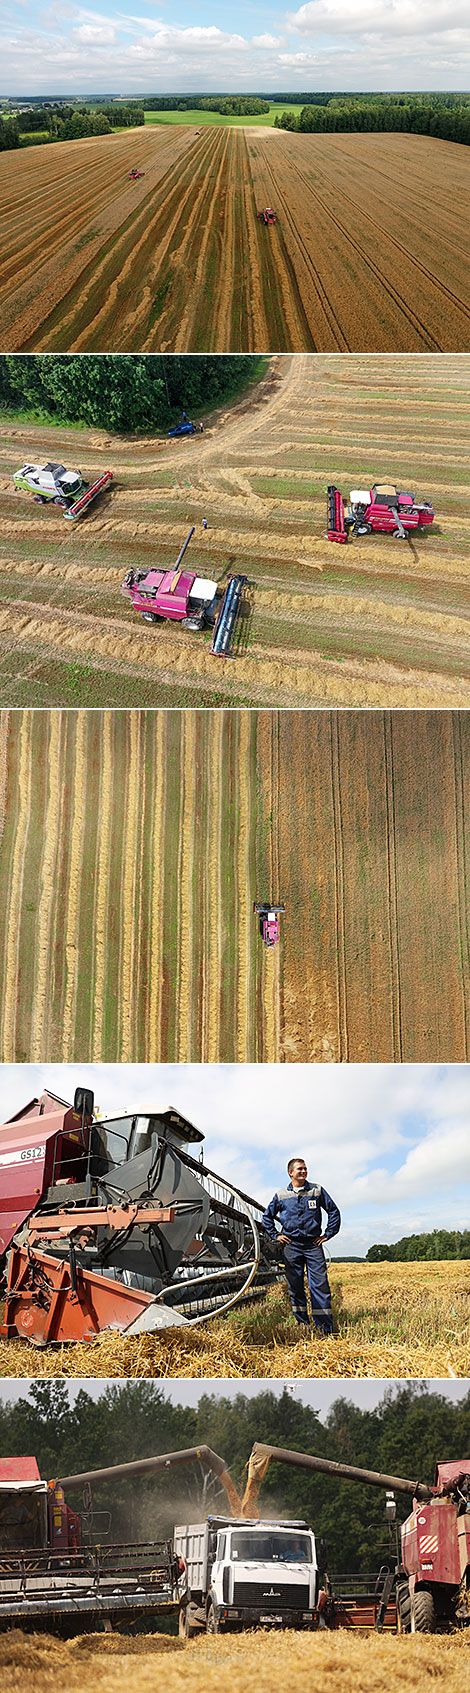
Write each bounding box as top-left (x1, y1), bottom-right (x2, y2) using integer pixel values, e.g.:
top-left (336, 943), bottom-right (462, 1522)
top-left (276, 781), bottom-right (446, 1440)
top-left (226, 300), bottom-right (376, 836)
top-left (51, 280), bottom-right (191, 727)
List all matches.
top-left (262, 1158), bottom-right (340, 1333)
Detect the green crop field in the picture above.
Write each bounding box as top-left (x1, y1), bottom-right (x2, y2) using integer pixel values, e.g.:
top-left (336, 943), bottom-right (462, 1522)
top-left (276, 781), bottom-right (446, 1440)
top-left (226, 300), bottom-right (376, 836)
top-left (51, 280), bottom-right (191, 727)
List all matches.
top-left (143, 104), bottom-right (304, 127)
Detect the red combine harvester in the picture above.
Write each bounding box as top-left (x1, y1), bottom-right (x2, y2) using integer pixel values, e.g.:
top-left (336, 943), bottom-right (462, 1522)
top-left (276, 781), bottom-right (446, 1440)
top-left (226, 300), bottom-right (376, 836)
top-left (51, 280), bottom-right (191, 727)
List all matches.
top-left (253, 902), bottom-right (285, 948)
top-left (0, 1087), bottom-right (282, 1345)
top-left (122, 526), bottom-right (247, 658)
top-left (258, 208), bottom-right (276, 225)
top-left (245, 1444), bottom-right (470, 1632)
top-left (0, 1453), bottom-right (183, 1631)
top-left (128, 170), bottom-right (144, 180)
top-left (327, 483), bottom-right (434, 543)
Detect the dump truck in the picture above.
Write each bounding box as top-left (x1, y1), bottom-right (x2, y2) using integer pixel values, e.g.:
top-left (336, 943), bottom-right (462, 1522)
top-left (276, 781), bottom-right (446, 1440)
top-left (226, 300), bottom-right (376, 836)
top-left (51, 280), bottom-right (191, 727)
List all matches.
top-left (175, 1514), bottom-right (319, 1636)
top-left (0, 1086), bottom-right (281, 1344)
top-left (327, 483), bottom-right (434, 543)
top-left (244, 1443), bottom-right (470, 1632)
top-left (122, 526), bottom-right (247, 656)
top-left (13, 463), bottom-right (113, 519)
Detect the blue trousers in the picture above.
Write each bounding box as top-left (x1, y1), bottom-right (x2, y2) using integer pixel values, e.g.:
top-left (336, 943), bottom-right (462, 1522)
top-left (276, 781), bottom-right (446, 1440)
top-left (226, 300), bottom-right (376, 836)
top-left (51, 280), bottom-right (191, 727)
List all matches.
top-left (283, 1242), bottom-right (333, 1334)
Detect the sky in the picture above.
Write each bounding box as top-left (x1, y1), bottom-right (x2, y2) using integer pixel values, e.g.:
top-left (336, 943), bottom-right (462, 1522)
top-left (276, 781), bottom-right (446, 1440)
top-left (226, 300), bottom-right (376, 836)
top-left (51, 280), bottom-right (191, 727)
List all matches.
top-left (0, 1377), bottom-right (468, 1415)
top-left (1, 0), bottom-right (470, 97)
top-left (1, 1062), bottom-right (469, 1256)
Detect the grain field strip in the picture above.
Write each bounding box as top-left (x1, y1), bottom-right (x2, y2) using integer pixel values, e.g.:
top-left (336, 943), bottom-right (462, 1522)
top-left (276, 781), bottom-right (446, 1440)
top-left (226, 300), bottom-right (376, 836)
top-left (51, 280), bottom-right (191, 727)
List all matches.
top-left (383, 712), bottom-right (403, 1062)
top-left (176, 712), bottom-right (196, 1063)
top-left (330, 713), bottom-right (348, 1062)
top-left (451, 712), bottom-right (470, 1059)
top-left (148, 712), bottom-right (166, 1062)
top-left (0, 711), bottom-right (10, 852)
top-left (62, 711), bottom-right (87, 1060)
top-left (236, 711), bottom-right (253, 1062)
top-left (30, 712), bottom-right (63, 1060)
top-left (120, 711), bottom-right (142, 1063)
top-left (92, 710), bottom-right (113, 1061)
top-left (206, 711), bottom-right (223, 1062)
top-left (1, 715), bottom-right (32, 1061)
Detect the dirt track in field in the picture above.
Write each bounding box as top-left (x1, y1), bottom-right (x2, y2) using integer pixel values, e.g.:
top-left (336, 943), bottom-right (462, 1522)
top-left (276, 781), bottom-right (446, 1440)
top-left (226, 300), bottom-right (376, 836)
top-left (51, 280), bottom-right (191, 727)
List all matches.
top-left (1, 354), bottom-right (470, 709)
top-left (1, 128), bottom-right (470, 351)
top-left (0, 707), bottom-right (469, 1062)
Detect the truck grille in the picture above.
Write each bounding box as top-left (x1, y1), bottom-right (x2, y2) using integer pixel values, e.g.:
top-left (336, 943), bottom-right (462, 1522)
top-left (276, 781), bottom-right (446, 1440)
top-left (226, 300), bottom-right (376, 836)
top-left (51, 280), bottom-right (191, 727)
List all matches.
top-left (233, 1583), bottom-right (309, 1611)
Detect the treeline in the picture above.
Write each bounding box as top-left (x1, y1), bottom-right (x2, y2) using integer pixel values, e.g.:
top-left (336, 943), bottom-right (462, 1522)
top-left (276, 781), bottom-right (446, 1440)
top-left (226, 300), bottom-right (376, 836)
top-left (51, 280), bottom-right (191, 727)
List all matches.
top-left (0, 355), bottom-right (261, 432)
top-left (0, 1380), bottom-right (469, 1571)
top-left (144, 95), bottom-right (269, 115)
top-left (274, 95), bottom-right (470, 145)
top-left (367, 1229), bottom-right (470, 1262)
top-left (0, 102), bottom-right (144, 151)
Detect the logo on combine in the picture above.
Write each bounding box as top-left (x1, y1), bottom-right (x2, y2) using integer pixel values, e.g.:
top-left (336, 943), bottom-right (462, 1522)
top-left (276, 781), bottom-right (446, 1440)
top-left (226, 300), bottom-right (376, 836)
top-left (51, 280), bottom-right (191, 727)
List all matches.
top-left (0, 1145), bottom-right (46, 1167)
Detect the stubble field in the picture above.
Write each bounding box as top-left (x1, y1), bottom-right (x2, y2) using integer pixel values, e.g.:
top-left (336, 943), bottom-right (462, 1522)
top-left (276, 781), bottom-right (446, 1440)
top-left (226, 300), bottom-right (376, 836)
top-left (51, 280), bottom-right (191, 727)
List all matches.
top-left (1, 1629), bottom-right (469, 1693)
top-left (1, 1263), bottom-right (469, 1380)
top-left (0, 128), bottom-right (469, 351)
top-left (0, 706), bottom-right (469, 1064)
top-left (1, 355), bottom-right (470, 709)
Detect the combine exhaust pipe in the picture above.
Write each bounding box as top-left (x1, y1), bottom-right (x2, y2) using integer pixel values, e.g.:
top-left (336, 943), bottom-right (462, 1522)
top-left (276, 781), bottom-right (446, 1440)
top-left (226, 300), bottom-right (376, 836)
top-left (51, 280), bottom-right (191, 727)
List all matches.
top-left (211, 574), bottom-right (247, 657)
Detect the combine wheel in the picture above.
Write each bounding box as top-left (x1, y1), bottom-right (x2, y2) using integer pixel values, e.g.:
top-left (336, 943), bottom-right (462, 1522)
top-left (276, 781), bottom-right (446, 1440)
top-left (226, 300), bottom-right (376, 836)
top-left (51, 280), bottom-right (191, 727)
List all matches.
top-left (33, 495), bottom-right (46, 504)
top-left (356, 523), bottom-right (372, 535)
top-left (396, 1583), bottom-right (411, 1633)
top-left (393, 530), bottom-right (409, 540)
top-left (54, 496), bottom-right (67, 508)
top-left (182, 615), bottom-right (204, 631)
top-left (413, 1589), bottom-right (436, 1633)
top-left (142, 611), bottom-right (162, 623)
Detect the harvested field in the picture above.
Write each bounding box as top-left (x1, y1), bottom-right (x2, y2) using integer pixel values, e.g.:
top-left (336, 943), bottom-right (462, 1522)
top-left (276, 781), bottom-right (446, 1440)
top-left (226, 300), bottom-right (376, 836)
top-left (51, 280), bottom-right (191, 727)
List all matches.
top-left (2, 1631), bottom-right (469, 1693)
top-left (1, 129), bottom-right (469, 351)
top-left (1, 1254), bottom-right (469, 1381)
top-left (0, 706), bottom-right (469, 1063)
top-left (1, 354), bottom-right (470, 709)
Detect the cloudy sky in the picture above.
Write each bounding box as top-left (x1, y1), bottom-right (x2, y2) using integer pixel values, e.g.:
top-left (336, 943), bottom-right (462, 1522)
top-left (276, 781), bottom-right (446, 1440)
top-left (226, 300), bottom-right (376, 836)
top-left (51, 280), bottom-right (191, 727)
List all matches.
top-left (1, 0), bottom-right (470, 96)
top-left (2, 1062), bottom-right (469, 1255)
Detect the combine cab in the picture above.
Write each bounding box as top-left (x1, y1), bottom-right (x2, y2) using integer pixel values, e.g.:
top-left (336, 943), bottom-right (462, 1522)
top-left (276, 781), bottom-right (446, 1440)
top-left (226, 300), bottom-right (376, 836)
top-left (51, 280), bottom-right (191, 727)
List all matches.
top-left (327, 482), bottom-right (434, 543)
top-left (253, 902), bottom-right (285, 948)
top-left (122, 526), bottom-right (246, 657)
top-left (258, 208), bottom-right (276, 225)
top-left (13, 462), bottom-right (113, 520)
top-left (0, 1087), bottom-right (282, 1345)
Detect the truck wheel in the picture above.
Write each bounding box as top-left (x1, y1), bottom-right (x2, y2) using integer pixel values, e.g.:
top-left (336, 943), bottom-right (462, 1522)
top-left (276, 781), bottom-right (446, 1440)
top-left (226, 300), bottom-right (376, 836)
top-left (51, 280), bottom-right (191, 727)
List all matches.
top-left (206, 1603), bottom-right (222, 1635)
top-left (413, 1589), bottom-right (436, 1633)
top-left (396, 1583), bottom-right (411, 1633)
top-left (179, 1606), bottom-right (197, 1639)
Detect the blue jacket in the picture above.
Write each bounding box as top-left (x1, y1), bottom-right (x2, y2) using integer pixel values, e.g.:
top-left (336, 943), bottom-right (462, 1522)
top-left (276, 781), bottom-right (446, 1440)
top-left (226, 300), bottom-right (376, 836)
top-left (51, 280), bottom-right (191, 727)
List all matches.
top-left (262, 1180), bottom-right (341, 1245)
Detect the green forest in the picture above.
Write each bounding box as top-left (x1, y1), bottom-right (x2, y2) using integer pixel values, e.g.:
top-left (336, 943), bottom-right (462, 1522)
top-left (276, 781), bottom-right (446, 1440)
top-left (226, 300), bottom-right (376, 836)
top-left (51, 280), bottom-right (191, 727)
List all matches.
top-left (367, 1230), bottom-right (470, 1262)
top-left (143, 96), bottom-right (270, 116)
top-left (273, 92), bottom-right (470, 144)
top-left (1, 1380), bottom-right (469, 1572)
top-left (0, 355), bottom-right (261, 432)
top-left (0, 104), bottom-right (144, 151)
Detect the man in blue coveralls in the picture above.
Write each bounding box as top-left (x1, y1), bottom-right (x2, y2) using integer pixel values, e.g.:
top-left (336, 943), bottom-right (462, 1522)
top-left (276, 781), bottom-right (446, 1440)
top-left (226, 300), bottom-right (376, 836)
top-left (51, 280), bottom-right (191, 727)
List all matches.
top-left (262, 1157), bottom-right (341, 1332)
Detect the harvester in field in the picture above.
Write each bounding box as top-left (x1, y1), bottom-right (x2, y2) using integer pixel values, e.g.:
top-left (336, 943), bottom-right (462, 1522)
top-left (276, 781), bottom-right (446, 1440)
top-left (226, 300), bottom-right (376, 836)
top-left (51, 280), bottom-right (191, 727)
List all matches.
top-left (253, 902), bottom-right (285, 948)
top-left (121, 526), bottom-right (247, 657)
top-left (13, 462), bottom-right (113, 520)
top-left (326, 483), bottom-right (434, 543)
top-left (258, 208), bottom-right (276, 225)
top-left (0, 1087), bottom-right (282, 1346)
top-left (128, 169), bottom-right (145, 179)
top-left (243, 1442), bottom-right (470, 1633)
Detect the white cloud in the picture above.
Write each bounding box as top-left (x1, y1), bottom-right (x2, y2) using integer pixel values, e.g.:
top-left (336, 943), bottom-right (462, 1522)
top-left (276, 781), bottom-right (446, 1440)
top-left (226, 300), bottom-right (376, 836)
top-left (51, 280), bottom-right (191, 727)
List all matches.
top-left (287, 0), bottom-right (470, 36)
top-left (252, 33), bottom-right (284, 48)
top-left (72, 21), bottom-right (116, 40)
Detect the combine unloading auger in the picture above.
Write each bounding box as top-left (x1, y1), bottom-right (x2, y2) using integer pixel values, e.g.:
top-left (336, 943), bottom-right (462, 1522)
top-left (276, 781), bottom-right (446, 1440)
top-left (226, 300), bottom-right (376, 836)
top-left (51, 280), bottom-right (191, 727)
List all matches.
top-left (0, 1089), bottom-right (281, 1345)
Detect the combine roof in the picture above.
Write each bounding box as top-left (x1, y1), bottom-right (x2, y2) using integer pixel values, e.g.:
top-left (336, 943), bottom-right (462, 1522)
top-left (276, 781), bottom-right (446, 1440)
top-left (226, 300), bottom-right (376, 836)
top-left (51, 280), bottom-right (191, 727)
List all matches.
top-left (0, 1456), bottom-right (42, 1484)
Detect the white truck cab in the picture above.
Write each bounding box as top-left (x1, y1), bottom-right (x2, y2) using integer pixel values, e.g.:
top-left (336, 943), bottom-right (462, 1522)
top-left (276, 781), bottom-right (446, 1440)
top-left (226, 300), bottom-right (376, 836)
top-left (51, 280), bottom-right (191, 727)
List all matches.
top-left (175, 1514), bottom-right (319, 1635)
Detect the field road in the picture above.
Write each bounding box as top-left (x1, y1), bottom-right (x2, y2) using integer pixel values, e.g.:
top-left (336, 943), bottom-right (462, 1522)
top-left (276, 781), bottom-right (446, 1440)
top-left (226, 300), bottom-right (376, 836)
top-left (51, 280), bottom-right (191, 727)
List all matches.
top-left (0, 707), bottom-right (469, 1064)
top-left (0, 127), bottom-right (469, 351)
top-left (1, 355), bottom-right (470, 709)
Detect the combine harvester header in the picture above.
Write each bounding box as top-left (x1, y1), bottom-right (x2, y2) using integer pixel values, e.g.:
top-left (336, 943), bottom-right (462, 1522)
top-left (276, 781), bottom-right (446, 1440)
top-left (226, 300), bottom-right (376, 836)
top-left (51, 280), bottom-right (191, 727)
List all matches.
top-left (63, 470), bottom-right (114, 520)
top-left (0, 1086), bottom-right (281, 1346)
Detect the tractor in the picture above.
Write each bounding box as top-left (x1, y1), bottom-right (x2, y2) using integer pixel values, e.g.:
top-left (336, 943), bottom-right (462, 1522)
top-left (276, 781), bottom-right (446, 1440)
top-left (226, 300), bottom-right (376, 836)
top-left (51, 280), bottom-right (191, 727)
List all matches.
top-left (327, 483), bottom-right (434, 543)
top-left (253, 902), bottom-right (285, 948)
